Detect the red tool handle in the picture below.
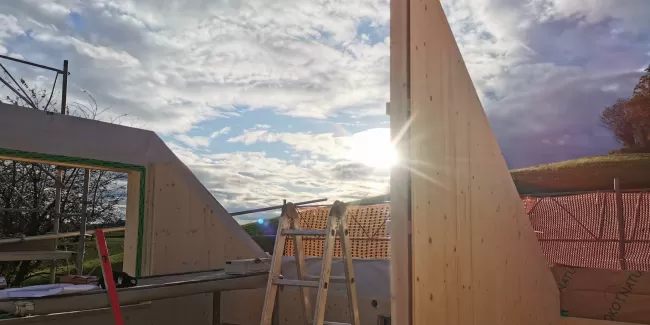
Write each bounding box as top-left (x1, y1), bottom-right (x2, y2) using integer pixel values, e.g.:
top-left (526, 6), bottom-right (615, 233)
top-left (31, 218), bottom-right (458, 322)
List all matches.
top-left (95, 229), bottom-right (125, 325)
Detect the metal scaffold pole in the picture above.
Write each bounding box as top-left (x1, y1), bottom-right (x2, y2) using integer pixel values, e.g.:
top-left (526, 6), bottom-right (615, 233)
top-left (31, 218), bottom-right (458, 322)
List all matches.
top-left (76, 169), bottom-right (90, 274)
top-left (49, 168), bottom-right (63, 283)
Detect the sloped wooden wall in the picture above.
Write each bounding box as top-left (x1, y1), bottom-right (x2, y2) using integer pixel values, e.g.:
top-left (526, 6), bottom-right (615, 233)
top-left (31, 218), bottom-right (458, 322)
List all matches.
top-left (144, 163), bottom-right (262, 275)
top-left (389, 0), bottom-right (561, 324)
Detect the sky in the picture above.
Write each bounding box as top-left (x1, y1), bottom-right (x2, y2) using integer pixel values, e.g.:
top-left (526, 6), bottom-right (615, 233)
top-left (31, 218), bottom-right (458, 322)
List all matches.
top-left (0, 0), bottom-right (649, 223)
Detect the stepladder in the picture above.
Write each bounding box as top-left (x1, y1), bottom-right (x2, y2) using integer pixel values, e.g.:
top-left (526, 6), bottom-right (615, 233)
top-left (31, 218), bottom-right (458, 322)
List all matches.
top-left (260, 200), bottom-right (361, 325)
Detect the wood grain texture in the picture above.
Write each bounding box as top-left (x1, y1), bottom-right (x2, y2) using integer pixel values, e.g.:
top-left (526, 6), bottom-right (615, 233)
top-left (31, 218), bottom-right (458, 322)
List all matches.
top-left (122, 171), bottom-right (141, 275)
top-left (397, 0), bottom-right (561, 324)
top-left (388, 0), bottom-right (411, 324)
top-left (147, 163), bottom-right (257, 275)
top-left (0, 102), bottom-right (265, 277)
top-left (559, 318), bottom-right (647, 325)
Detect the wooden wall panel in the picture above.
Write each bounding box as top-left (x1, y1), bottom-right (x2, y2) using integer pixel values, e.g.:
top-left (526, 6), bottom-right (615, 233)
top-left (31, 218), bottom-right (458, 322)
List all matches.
top-left (391, 0), bottom-right (562, 324)
top-left (147, 163), bottom-right (254, 275)
top-left (559, 318), bottom-right (646, 325)
top-left (122, 171), bottom-right (141, 275)
top-left (388, 0), bottom-right (411, 323)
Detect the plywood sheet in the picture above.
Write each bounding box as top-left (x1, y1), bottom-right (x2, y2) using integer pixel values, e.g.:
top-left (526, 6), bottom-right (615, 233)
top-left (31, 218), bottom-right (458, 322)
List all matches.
top-left (392, 0), bottom-right (561, 324)
top-left (388, 0), bottom-right (411, 323)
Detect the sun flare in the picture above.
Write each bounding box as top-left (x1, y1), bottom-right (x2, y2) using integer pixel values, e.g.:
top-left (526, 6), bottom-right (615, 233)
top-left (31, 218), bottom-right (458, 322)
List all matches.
top-left (346, 128), bottom-right (399, 169)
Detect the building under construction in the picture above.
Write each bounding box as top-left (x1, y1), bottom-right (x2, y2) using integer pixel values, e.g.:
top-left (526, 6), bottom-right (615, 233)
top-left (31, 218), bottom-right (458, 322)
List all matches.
top-left (0, 0), bottom-right (648, 324)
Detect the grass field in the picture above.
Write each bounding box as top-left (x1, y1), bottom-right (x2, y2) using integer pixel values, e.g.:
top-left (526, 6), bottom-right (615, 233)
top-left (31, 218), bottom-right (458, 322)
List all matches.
top-left (512, 153), bottom-right (650, 194)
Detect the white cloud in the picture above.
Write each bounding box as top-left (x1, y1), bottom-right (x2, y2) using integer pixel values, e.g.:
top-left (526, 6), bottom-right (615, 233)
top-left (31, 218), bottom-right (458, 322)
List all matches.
top-left (228, 130), bottom-right (349, 158)
top-left (0, 0), bottom-right (390, 134)
top-left (210, 126), bottom-right (231, 138)
top-left (171, 148), bottom-right (389, 223)
top-left (174, 134), bottom-right (211, 148)
top-left (228, 127), bottom-right (396, 169)
top-left (3, 0), bottom-right (649, 214)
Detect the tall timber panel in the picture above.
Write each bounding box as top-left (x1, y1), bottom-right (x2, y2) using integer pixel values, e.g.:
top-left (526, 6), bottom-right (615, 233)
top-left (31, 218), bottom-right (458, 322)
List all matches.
top-left (389, 0), bottom-right (561, 324)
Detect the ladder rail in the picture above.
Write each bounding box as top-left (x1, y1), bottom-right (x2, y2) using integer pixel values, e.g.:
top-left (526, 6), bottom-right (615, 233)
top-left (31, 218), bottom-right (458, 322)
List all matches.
top-left (287, 203), bottom-right (313, 324)
top-left (339, 212), bottom-right (361, 325)
top-left (312, 201), bottom-right (343, 325)
top-left (259, 206), bottom-right (291, 325)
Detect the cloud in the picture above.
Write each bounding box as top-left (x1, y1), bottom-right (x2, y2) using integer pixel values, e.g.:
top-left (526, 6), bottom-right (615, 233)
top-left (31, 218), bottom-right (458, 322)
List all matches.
top-left (0, 0), bottom-right (390, 135)
top-left (227, 129), bottom-right (349, 158)
top-left (174, 134), bottom-right (211, 148)
top-left (170, 147), bottom-right (389, 223)
top-left (440, 0), bottom-right (650, 168)
top-left (210, 126), bottom-right (231, 138)
top-left (3, 0), bottom-right (650, 222)
top-left (227, 127), bottom-right (395, 168)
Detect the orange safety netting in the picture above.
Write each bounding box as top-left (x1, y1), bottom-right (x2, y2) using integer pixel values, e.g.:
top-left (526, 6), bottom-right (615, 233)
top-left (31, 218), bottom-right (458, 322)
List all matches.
top-left (282, 192), bottom-right (650, 271)
top-left (283, 204), bottom-right (390, 258)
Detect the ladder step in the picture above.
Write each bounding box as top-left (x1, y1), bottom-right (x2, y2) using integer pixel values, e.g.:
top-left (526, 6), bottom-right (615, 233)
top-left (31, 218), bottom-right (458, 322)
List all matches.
top-left (274, 279), bottom-right (320, 288)
top-left (281, 229), bottom-right (328, 236)
top-left (321, 322), bottom-right (351, 325)
top-left (305, 275), bottom-right (347, 283)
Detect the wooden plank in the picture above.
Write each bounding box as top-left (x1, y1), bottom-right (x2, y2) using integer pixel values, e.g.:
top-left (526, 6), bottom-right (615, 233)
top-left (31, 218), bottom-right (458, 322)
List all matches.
top-left (122, 171), bottom-right (141, 275)
top-left (388, 0), bottom-right (411, 324)
top-left (402, 1), bottom-right (561, 324)
top-left (0, 250), bottom-right (73, 261)
top-left (0, 155), bottom-right (136, 173)
top-left (142, 164), bottom-right (157, 276)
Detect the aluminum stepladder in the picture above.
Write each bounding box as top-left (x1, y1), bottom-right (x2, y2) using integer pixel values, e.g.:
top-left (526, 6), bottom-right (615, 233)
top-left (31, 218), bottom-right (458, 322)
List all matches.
top-left (260, 200), bottom-right (361, 325)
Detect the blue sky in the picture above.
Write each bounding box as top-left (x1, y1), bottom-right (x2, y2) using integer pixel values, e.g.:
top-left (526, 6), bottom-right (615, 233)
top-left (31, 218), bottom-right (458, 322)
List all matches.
top-left (1, 0), bottom-right (649, 223)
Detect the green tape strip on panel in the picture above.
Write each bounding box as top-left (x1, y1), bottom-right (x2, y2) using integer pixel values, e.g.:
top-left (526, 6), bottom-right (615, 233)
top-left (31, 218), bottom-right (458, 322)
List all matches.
top-left (0, 148), bottom-right (146, 277)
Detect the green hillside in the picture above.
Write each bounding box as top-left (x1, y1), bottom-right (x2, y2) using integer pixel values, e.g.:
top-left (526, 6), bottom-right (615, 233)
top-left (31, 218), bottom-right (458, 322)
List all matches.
top-left (511, 153), bottom-right (650, 194)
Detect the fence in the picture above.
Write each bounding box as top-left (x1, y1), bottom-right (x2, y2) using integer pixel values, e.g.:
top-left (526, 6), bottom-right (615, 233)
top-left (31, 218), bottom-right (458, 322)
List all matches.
top-left (283, 204), bottom-right (391, 258)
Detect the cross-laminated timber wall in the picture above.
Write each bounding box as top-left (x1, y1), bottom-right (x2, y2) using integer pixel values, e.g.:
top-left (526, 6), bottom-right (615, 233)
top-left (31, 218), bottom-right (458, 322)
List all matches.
top-left (0, 102), bottom-right (266, 324)
top-left (388, 0), bottom-right (561, 324)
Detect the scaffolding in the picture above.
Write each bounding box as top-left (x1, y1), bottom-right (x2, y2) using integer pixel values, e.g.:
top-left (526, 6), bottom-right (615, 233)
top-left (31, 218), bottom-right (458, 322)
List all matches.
top-left (0, 55), bottom-right (72, 284)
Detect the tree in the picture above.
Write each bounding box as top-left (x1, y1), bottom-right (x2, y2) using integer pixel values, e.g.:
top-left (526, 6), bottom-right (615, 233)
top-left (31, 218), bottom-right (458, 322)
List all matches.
top-left (601, 65), bottom-right (650, 149)
top-left (0, 78), bottom-right (127, 286)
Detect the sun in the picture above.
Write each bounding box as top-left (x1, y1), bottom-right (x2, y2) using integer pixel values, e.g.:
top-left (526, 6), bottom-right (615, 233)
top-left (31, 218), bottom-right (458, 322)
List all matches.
top-left (346, 128), bottom-right (399, 169)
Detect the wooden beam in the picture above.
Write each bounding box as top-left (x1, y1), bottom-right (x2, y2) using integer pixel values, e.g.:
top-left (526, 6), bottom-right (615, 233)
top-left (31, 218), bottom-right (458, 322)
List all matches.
top-left (0, 250), bottom-right (73, 261)
top-left (0, 155), bottom-right (136, 173)
top-left (123, 171), bottom-right (142, 276)
top-left (389, 0), bottom-right (412, 324)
